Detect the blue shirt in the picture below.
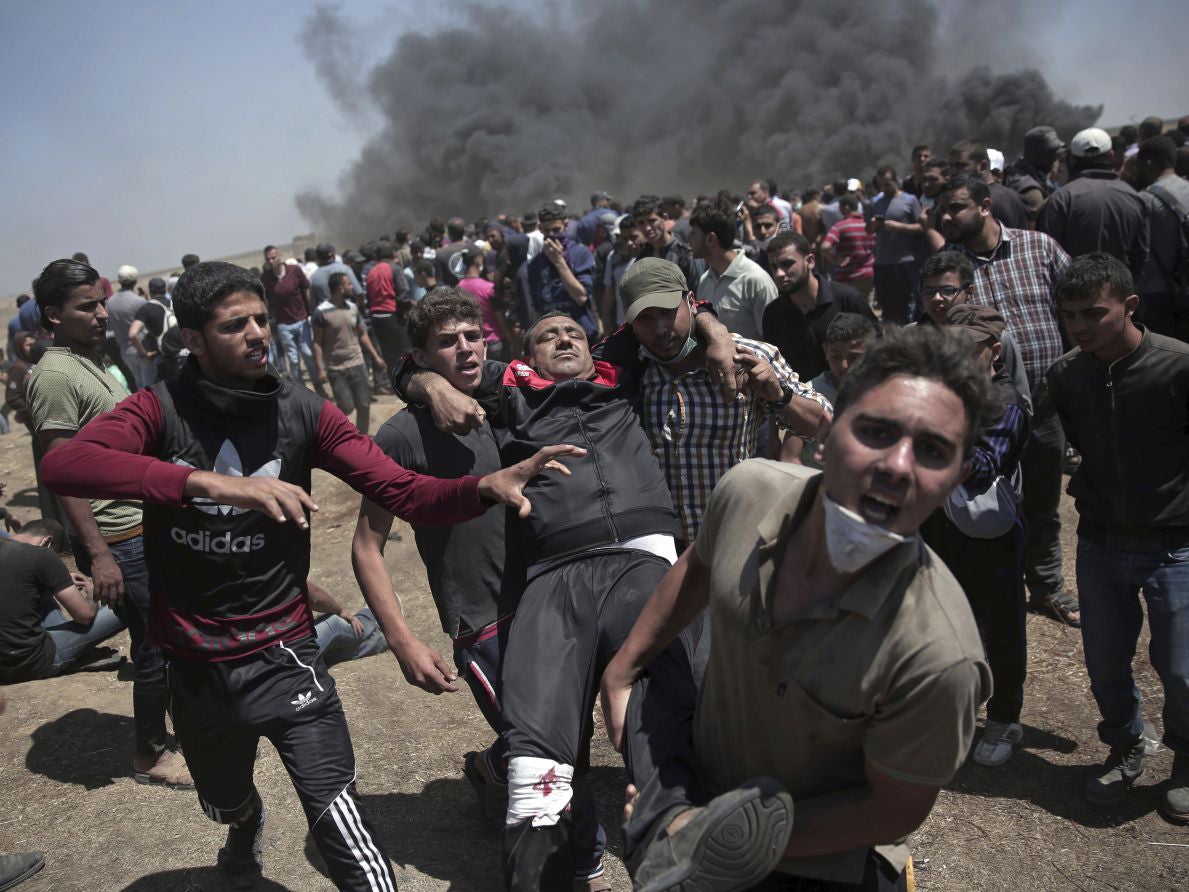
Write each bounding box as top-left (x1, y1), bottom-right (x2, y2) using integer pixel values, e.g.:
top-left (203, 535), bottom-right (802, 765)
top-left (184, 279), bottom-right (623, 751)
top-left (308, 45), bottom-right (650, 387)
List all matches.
top-left (308, 263), bottom-right (364, 308)
top-left (868, 191), bottom-right (923, 265)
top-left (525, 240), bottom-right (597, 337)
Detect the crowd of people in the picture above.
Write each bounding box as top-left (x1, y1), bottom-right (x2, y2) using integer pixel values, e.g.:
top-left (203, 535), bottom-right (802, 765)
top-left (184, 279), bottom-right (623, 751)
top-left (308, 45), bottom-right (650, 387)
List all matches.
top-left (1, 112), bottom-right (1188, 892)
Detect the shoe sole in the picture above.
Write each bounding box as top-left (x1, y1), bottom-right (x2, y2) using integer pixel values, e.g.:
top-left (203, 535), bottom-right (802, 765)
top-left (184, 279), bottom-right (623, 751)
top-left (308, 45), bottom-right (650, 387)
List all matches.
top-left (1158, 801), bottom-right (1189, 824)
top-left (0, 856), bottom-right (45, 892)
top-left (636, 779), bottom-right (793, 892)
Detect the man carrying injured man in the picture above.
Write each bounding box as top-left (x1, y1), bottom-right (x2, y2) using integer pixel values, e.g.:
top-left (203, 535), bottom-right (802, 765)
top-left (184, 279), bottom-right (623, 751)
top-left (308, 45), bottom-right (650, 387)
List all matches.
top-left (397, 303), bottom-right (776, 889)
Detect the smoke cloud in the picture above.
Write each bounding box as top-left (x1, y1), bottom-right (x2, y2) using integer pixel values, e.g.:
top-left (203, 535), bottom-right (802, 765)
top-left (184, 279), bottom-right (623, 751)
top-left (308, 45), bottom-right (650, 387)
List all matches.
top-left (297, 0), bottom-right (1099, 241)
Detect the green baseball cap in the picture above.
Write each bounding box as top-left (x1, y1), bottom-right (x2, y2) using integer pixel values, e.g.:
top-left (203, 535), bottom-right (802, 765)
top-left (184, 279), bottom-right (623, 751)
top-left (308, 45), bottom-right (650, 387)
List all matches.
top-left (620, 258), bottom-right (688, 323)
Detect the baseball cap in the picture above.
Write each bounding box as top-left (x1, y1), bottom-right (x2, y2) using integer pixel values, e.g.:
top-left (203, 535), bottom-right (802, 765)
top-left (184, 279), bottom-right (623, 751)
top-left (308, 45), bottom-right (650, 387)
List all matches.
top-left (986, 148), bottom-right (1005, 173)
top-left (1069, 127), bottom-right (1112, 159)
top-left (148, 277), bottom-right (167, 295)
top-left (591, 190), bottom-right (612, 204)
top-left (620, 258), bottom-right (688, 323)
top-left (1024, 126), bottom-right (1065, 154)
top-left (117, 264), bottom-right (139, 283)
top-left (846, 177), bottom-right (863, 192)
top-left (945, 303), bottom-right (1005, 341)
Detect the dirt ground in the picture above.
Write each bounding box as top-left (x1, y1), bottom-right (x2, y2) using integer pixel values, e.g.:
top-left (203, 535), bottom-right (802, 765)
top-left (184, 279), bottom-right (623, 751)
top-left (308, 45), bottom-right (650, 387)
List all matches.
top-left (0, 394), bottom-right (1185, 891)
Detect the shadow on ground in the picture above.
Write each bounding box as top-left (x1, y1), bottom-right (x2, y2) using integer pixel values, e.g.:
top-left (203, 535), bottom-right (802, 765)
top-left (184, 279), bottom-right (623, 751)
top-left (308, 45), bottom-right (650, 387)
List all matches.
top-left (26, 708), bottom-right (134, 790)
top-left (121, 867), bottom-right (294, 891)
top-left (301, 765), bottom-right (630, 889)
top-left (951, 723), bottom-right (1167, 827)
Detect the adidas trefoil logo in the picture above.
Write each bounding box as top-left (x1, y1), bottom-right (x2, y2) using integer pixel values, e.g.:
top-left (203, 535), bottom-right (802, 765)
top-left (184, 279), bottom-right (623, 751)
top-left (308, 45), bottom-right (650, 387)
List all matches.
top-left (173, 440), bottom-right (282, 516)
top-left (291, 690), bottom-right (317, 712)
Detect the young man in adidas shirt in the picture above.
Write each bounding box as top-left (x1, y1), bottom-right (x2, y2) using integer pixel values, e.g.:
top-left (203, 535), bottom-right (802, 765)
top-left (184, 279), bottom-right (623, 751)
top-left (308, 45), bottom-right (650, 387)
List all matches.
top-left (40, 261), bottom-right (581, 891)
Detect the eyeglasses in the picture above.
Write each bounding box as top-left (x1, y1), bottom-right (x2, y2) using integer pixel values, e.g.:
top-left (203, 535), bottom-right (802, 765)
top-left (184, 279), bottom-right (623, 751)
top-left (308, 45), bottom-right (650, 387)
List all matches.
top-left (919, 284), bottom-right (968, 299)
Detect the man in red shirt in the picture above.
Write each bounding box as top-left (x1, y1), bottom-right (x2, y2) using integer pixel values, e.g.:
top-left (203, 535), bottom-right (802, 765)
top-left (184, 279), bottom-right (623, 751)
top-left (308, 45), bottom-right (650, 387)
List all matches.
top-left (821, 193), bottom-right (876, 296)
top-left (364, 241), bottom-right (415, 371)
top-left (260, 245), bottom-right (324, 396)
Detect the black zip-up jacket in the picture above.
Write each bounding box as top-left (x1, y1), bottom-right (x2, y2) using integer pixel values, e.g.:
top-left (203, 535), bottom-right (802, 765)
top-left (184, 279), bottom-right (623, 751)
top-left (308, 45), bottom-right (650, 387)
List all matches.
top-left (396, 357), bottom-right (678, 564)
top-left (1047, 327), bottom-right (1189, 549)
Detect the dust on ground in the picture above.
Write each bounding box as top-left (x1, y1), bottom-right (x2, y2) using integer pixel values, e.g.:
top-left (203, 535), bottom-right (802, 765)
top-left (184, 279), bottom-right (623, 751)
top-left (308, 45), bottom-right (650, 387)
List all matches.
top-left (0, 395), bottom-right (1184, 891)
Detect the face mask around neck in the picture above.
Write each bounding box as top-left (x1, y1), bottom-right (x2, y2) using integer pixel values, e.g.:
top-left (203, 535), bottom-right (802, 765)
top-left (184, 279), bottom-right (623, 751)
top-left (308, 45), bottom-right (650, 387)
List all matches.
top-left (821, 491), bottom-right (909, 573)
top-left (640, 334), bottom-right (699, 365)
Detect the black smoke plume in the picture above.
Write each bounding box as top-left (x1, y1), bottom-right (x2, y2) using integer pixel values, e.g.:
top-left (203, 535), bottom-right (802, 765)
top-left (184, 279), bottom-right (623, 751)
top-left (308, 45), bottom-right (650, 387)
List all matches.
top-left (297, 0), bottom-right (1099, 240)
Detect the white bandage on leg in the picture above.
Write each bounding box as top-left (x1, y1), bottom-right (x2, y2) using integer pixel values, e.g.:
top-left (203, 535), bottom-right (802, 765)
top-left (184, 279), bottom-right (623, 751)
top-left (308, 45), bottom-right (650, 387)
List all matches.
top-left (506, 756), bottom-right (574, 827)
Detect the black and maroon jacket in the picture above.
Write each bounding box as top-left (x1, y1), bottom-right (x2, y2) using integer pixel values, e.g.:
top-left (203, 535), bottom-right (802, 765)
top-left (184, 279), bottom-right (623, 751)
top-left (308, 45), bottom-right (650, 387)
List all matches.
top-left (41, 360), bottom-right (487, 662)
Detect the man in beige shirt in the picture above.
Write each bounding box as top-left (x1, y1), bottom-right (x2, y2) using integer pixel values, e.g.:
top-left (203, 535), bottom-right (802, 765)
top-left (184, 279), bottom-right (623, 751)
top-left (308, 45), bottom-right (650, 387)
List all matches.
top-left (602, 326), bottom-right (993, 891)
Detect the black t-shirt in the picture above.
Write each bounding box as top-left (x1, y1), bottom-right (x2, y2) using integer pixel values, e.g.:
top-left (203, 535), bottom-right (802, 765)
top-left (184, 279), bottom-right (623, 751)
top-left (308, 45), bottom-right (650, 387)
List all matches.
top-left (134, 301), bottom-right (169, 353)
top-left (0, 537), bottom-right (74, 682)
top-left (373, 408), bottom-right (519, 637)
top-left (761, 274), bottom-right (879, 381)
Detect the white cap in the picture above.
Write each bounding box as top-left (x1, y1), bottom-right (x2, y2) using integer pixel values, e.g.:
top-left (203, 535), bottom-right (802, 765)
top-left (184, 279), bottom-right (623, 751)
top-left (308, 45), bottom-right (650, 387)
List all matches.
top-left (987, 148), bottom-right (1005, 172)
top-left (846, 177), bottom-right (863, 192)
top-left (1069, 127), bottom-right (1112, 159)
top-left (117, 265), bottom-right (139, 283)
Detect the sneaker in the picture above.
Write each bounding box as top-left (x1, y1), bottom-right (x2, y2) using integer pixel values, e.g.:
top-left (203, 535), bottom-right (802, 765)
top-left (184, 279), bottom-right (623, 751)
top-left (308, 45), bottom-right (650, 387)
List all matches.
top-left (1160, 753), bottom-right (1189, 824)
top-left (463, 750), bottom-right (507, 828)
top-left (574, 866), bottom-right (612, 891)
top-left (1084, 740), bottom-right (1146, 806)
top-left (218, 803), bottom-right (265, 889)
top-left (973, 721), bottom-right (1023, 767)
top-left (0, 851), bottom-right (45, 891)
top-left (633, 777), bottom-right (793, 892)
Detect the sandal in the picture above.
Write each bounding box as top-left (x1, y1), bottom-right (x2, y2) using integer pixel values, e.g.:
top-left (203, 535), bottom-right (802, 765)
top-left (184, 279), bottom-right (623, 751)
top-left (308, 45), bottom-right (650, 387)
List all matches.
top-left (1029, 591), bottom-right (1081, 628)
top-left (134, 749), bottom-right (194, 790)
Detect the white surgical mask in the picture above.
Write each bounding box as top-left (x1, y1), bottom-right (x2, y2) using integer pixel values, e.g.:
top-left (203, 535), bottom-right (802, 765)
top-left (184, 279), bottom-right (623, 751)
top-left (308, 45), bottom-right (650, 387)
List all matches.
top-left (821, 492), bottom-right (909, 573)
top-left (640, 335), bottom-right (699, 365)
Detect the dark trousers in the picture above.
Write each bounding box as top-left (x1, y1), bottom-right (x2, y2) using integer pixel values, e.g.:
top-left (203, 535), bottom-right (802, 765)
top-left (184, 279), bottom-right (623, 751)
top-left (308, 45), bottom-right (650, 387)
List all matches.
top-left (922, 513), bottom-right (1028, 724)
top-left (72, 534), bottom-right (168, 759)
top-left (169, 636), bottom-right (396, 892)
top-left (872, 262), bottom-right (920, 325)
top-left (454, 620), bottom-right (513, 781)
top-left (748, 852), bottom-right (907, 890)
top-left (370, 314), bottom-right (411, 372)
top-left (501, 549), bottom-right (673, 887)
top-left (1020, 390), bottom-right (1066, 602)
top-left (327, 364), bottom-right (372, 433)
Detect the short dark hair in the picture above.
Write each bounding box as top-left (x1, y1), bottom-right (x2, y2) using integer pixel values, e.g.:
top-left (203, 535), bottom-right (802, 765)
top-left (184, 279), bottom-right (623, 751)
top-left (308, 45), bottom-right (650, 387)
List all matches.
top-left (825, 312), bottom-right (876, 344)
top-left (911, 143), bottom-right (931, 156)
top-left (802, 188), bottom-right (822, 202)
top-left (876, 165), bottom-right (898, 181)
top-left (920, 251), bottom-right (975, 288)
top-left (949, 139), bottom-right (989, 165)
top-left (833, 325), bottom-right (998, 458)
top-left (70, 252), bottom-right (89, 264)
top-left (752, 204), bottom-right (780, 222)
top-left (631, 195), bottom-right (664, 219)
top-left (413, 258), bottom-right (435, 277)
top-left (446, 217), bottom-right (466, 241)
top-left (1119, 124), bottom-right (1138, 144)
top-left (766, 231), bottom-right (813, 258)
top-left (689, 197), bottom-right (736, 247)
top-left (181, 253), bottom-right (200, 269)
top-left (263, 245), bottom-right (277, 257)
top-left (661, 195), bottom-right (686, 211)
top-left (375, 240), bottom-right (395, 260)
top-left (838, 193), bottom-right (860, 213)
top-left (304, 247), bottom-right (317, 262)
top-left (940, 174), bottom-right (990, 205)
top-left (1177, 146), bottom-right (1189, 178)
top-left (328, 272), bottom-right (349, 294)
top-left (1054, 252), bottom-right (1135, 306)
top-left (34, 258), bottom-right (100, 330)
top-left (1138, 116), bottom-right (1165, 141)
top-left (1137, 135), bottom-right (1177, 171)
top-left (408, 288), bottom-right (483, 349)
top-left (15, 294), bottom-right (29, 307)
top-left (172, 261), bottom-right (264, 330)
top-left (20, 518), bottom-right (66, 553)
top-left (524, 310), bottom-right (585, 347)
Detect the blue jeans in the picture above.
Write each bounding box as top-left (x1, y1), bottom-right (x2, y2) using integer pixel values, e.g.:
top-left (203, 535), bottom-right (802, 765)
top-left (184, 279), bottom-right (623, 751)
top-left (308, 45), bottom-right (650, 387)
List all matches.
top-left (313, 607), bottom-right (387, 667)
top-left (1077, 538), bottom-right (1189, 754)
top-left (43, 604), bottom-right (125, 668)
top-left (276, 319), bottom-right (318, 386)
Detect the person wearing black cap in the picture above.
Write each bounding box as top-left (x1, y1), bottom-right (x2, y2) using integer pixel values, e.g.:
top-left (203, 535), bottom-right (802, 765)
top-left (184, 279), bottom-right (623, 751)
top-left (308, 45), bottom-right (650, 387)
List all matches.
top-left (127, 277), bottom-right (175, 388)
top-left (1037, 127), bottom-right (1149, 280)
top-left (590, 190), bottom-right (612, 209)
top-left (1003, 125), bottom-right (1064, 223)
top-left (921, 302), bottom-right (1031, 768)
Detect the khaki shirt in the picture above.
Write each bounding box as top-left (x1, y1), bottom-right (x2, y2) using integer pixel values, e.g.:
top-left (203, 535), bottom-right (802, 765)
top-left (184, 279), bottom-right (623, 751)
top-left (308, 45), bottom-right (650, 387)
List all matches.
top-left (26, 347), bottom-right (142, 537)
top-left (693, 460), bottom-right (989, 883)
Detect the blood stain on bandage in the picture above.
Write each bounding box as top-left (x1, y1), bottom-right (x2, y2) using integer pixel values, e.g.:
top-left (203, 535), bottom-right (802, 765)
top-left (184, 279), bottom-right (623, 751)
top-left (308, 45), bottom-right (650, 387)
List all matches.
top-left (533, 767), bottom-right (558, 797)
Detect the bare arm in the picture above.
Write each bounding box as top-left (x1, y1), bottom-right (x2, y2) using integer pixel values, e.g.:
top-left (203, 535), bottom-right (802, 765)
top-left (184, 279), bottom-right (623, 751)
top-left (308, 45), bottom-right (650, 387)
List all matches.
top-left (40, 431), bottom-right (125, 606)
top-left (600, 547), bottom-right (711, 750)
top-left (350, 500), bottom-right (459, 694)
top-left (311, 323), bottom-right (327, 383)
top-left (54, 574), bottom-right (98, 626)
top-left (694, 306), bottom-right (740, 402)
top-left (127, 320), bottom-right (153, 359)
top-left (784, 762), bottom-right (940, 859)
top-left (357, 321), bottom-right (386, 370)
top-left (543, 240), bottom-right (589, 306)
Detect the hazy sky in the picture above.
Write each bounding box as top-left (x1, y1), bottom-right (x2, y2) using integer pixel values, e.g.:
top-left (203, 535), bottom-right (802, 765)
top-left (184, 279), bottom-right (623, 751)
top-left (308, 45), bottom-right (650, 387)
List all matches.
top-left (0, 0), bottom-right (1185, 297)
